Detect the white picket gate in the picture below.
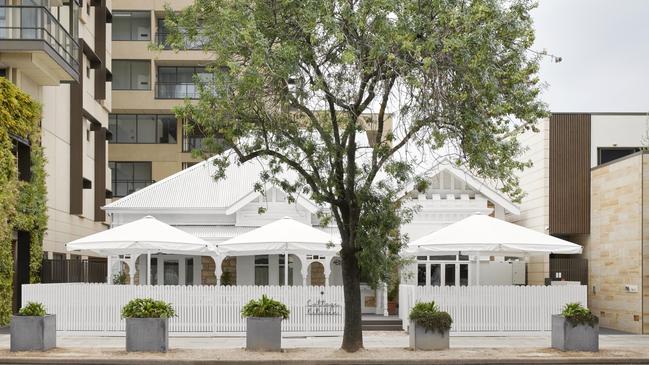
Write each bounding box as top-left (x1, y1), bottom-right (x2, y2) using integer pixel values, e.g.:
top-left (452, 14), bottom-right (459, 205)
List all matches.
top-left (22, 283), bottom-right (344, 336)
top-left (399, 284), bottom-right (587, 335)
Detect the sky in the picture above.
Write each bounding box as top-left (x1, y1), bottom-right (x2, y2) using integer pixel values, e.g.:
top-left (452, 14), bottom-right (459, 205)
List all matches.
top-left (532, 0), bottom-right (649, 112)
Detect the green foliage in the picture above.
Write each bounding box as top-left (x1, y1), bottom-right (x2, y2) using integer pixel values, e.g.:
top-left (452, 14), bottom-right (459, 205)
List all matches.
top-left (561, 302), bottom-right (598, 328)
top-left (121, 298), bottom-right (177, 319)
top-left (0, 77), bottom-right (46, 325)
top-left (112, 272), bottom-right (128, 285)
top-left (17, 302), bottom-right (46, 317)
top-left (409, 301), bottom-right (453, 334)
top-left (241, 295), bottom-right (290, 319)
top-left (166, 0), bottom-right (547, 350)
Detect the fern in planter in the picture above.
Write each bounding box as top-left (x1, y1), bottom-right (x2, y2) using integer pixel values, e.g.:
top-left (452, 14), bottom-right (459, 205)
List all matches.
top-left (409, 301), bottom-right (452, 334)
top-left (17, 302), bottom-right (46, 317)
top-left (121, 298), bottom-right (176, 319)
top-left (561, 302), bottom-right (598, 328)
top-left (241, 295), bottom-right (289, 319)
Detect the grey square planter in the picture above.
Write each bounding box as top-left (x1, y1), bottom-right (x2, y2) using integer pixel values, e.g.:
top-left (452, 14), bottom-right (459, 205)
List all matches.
top-left (551, 314), bottom-right (599, 352)
top-left (408, 320), bottom-right (450, 351)
top-left (10, 314), bottom-right (56, 352)
top-left (246, 317), bottom-right (282, 351)
top-left (125, 318), bottom-right (169, 352)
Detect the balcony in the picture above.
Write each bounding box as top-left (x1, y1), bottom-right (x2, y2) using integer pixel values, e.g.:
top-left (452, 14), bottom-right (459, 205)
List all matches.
top-left (155, 82), bottom-right (200, 99)
top-left (112, 180), bottom-right (155, 198)
top-left (154, 32), bottom-right (203, 50)
top-left (0, 5), bottom-right (80, 84)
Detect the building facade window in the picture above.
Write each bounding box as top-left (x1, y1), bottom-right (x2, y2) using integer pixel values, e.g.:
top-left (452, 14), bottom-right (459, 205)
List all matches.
top-left (597, 147), bottom-right (642, 165)
top-left (182, 119), bottom-right (205, 152)
top-left (155, 66), bottom-right (212, 99)
top-left (181, 162), bottom-right (197, 170)
top-left (416, 255), bottom-right (469, 287)
top-left (112, 60), bottom-right (150, 90)
top-left (108, 161), bottom-right (153, 197)
top-left (109, 114), bottom-right (177, 144)
top-left (112, 11), bottom-right (151, 41)
top-left (254, 255), bottom-right (269, 286)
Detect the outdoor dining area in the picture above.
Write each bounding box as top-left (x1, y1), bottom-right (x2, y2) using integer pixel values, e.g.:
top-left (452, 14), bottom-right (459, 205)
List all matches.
top-left (16, 213), bottom-right (588, 337)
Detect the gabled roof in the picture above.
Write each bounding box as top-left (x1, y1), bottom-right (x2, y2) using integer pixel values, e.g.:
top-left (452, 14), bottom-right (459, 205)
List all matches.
top-left (104, 156), bottom-right (318, 214)
top-left (105, 156), bottom-right (518, 216)
top-left (403, 164), bottom-right (520, 215)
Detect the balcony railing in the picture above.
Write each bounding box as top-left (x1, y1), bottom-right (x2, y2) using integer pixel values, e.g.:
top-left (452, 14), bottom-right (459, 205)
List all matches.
top-left (0, 5), bottom-right (80, 74)
top-left (155, 82), bottom-right (200, 99)
top-left (154, 32), bottom-right (204, 50)
top-left (112, 180), bottom-right (155, 198)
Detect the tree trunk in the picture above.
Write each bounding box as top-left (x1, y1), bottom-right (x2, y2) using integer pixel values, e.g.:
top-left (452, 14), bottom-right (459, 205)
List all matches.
top-left (340, 240), bottom-right (363, 352)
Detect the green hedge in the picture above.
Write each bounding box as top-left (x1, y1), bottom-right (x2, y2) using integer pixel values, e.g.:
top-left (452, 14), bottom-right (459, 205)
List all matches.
top-left (0, 77), bottom-right (47, 325)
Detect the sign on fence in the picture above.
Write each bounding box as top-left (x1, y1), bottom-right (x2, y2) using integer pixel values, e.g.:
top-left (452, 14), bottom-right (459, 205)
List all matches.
top-left (399, 284), bottom-right (587, 335)
top-left (22, 283), bottom-right (345, 336)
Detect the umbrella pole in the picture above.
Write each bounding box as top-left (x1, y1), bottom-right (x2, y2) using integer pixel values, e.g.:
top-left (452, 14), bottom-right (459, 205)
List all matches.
top-left (147, 251), bottom-right (151, 285)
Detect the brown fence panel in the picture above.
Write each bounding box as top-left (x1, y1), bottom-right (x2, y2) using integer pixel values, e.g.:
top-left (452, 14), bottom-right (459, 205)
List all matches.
top-left (41, 258), bottom-right (107, 283)
top-left (549, 257), bottom-right (588, 285)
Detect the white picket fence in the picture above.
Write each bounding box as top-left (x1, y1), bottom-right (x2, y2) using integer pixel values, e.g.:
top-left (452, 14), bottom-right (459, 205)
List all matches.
top-left (22, 283), bottom-right (344, 336)
top-left (399, 284), bottom-right (587, 335)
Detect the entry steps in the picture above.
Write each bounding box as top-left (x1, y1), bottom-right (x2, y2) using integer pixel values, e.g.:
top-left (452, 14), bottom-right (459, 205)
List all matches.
top-left (361, 317), bottom-right (403, 331)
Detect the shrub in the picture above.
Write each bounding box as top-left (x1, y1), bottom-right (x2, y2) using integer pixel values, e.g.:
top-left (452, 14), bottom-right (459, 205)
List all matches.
top-left (113, 272), bottom-right (128, 285)
top-left (18, 302), bottom-right (47, 317)
top-left (561, 302), bottom-right (598, 328)
top-left (409, 301), bottom-right (452, 334)
top-left (241, 295), bottom-right (290, 319)
top-left (121, 298), bottom-right (176, 319)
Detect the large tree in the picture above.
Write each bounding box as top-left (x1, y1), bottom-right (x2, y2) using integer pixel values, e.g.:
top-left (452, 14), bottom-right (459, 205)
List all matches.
top-left (166, 0), bottom-right (546, 352)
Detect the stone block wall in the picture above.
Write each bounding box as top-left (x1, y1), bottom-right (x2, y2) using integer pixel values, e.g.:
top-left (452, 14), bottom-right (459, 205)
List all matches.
top-left (200, 256), bottom-right (237, 285)
top-left (584, 153), bottom-right (644, 333)
top-left (643, 154), bottom-right (649, 334)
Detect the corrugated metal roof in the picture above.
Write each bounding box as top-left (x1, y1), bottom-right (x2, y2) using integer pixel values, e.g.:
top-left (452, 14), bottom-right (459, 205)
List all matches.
top-left (174, 225), bottom-right (340, 243)
top-left (105, 157), bottom-right (287, 210)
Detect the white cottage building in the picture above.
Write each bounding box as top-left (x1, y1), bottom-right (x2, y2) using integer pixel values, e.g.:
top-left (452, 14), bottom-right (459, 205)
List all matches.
top-left (103, 157), bottom-right (521, 310)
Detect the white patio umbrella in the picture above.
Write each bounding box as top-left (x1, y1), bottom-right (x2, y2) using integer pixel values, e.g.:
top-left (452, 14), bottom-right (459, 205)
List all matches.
top-left (406, 214), bottom-right (582, 284)
top-left (67, 215), bottom-right (211, 284)
top-left (216, 216), bottom-right (340, 285)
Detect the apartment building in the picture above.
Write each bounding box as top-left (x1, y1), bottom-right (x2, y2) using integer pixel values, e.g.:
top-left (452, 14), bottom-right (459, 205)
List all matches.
top-left (0, 0), bottom-right (112, 307)
top-left (512, 113), bottom-right (649, 333)
top-left (107, 0), bottom-right (213, 199)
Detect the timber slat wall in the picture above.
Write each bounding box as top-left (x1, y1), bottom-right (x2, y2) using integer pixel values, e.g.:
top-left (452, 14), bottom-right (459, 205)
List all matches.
top-left (549, 113), bottom-right (591, 235)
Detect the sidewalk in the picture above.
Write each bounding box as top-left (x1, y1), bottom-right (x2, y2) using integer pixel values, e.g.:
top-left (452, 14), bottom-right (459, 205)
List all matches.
top-left (1, 331), bottom-right (649, 364)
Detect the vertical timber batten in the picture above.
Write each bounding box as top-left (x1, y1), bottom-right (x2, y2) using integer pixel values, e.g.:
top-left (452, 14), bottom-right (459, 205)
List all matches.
top-left (94, 128), bottom-right (107, 221)
top-left (69, 46), bottom-right (84, 215)
top-left (549, 113), bottom-right (591, 235)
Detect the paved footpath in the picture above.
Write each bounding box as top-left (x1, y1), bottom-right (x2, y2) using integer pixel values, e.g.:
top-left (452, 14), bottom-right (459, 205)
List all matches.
top-left (1, 332), bottom-right (649, 364)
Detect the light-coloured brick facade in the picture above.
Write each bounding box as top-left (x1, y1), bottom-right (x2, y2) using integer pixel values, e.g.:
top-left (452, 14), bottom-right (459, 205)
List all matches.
top-left (581, 152), bottom-right (647, 334)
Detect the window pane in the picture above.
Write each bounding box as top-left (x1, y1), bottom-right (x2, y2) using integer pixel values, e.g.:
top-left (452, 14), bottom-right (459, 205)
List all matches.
top-left (430, 264), bottom-right (441, 286)
top-left (430, 255), bottom-right (456, 261)
top-left (136, 115), bottom-right (156, 143)
top-left (116, 114), bottom-right (136, 143)
top-left (130, 11), bottom-right (150, 40)
top-left (115, 162), bottom-right (133, 180)
top-left (459, 264), bottom-right (468, 286)
top-left (445, 264), bottom-right (456, 286)
top-left (417, 264), bottom-right (426, 286)
top-left (150, 258), bottom-right (158, 285)
top-left (131, 61), bottom-right (150, 90)
top-left (132, 162), bottom-right (151, 181)
top-left (157, 67), bottom-right (176, 82)
top-left (112, 12), bottom-right (132, 40)
top-left (158, 115), bottom-right (177, 143)
top-left (112, 60), bottom-right (131, 89)
top-left (185, 258), bottom-right (194, 285)
top-left (255, 255), bottom-right (269, 265)
top-left (164, 260), bottom-right (179, 285)
top-left (255, 267), bottom-right (269, 286)
top-left (177, 67), bottom-right (194, 83)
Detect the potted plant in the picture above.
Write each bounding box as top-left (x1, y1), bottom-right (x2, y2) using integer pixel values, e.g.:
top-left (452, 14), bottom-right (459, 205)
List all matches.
top-left (10, 302), bottom-right (56, 352)
top-left (121, 298), bottom-right (176, 352)
top-left (408, 301), bottom-right (452, 351)
top-left (552, 302), bottom-right (599, 352)
top-left (241, 295), bottom-right (290, 351)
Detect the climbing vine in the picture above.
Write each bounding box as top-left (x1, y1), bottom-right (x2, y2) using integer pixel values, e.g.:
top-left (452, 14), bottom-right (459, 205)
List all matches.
top-left (0, 77), bottom-right (47, 325)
